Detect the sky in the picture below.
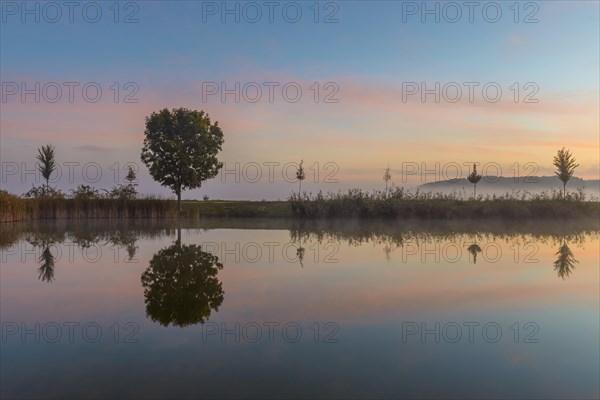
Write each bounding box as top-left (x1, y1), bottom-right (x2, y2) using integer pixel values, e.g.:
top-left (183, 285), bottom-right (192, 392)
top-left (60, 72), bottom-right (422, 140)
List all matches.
top-left (1, 0), bottom-right (599, 199)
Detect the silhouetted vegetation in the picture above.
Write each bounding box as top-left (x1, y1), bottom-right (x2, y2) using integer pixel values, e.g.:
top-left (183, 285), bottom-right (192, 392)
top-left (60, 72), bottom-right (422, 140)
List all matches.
top-left (141, 108), bottom-right (224, 212)
top-left (71, 185), bottom-right (101, 200)
top-left (2, 144), bottom-right (597, 222)
top-left (289, 188), bottom-right (598, 219)
top-left (1, 191), bottom-right (177, 223)
top-left (37, 144), bottom-right (56, 191)
top-left (553, 148), bottom-right (579, 197)
top-left (383, 164), bottom-right (392, 193)
top-left (296, 160), bottom-right (305, 195)
top-left (467, 164), bottom-right (482, 198)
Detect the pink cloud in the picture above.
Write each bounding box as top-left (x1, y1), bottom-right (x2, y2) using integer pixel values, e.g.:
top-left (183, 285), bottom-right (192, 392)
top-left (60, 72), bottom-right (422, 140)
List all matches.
top-left (2, 73), bottom-right (598, 181)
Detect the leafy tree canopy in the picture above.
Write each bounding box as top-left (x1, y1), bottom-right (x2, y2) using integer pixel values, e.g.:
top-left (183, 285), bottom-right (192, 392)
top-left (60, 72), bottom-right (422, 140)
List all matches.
top-left (141, 108), bottom-right (224, 207)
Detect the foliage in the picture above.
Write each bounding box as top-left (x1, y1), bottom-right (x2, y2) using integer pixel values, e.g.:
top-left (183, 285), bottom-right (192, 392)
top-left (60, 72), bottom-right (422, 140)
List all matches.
top-left (141, 108), bottom-right (224, 210)
top-left (466, 164), bottom-right (482, 198)
top-left (23, 185), bottom-right (64, 199)
top-left (1, 194), bottom-right (177, 222)
top-left (296, 160), bottom-right (305, 195)
top-left (125, 165), bottom-right (137, 186)
top-left (553, 148), bottom-right (579, 197)
top-left (289, 187), bottom-right (598, 219)
top-left (383, 165), bottom-right (392, 192)
top-left (36, 144), bottom-right (56, 189)
top-left (71, 185), bottom-right (102, 200)
top-left (106, 184), bottom-right (138, 201)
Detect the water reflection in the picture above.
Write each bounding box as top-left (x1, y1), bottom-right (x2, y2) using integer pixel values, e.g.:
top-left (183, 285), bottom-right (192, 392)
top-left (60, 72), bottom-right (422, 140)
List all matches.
top-left (467, 243), bottom-right (482, 264)
top-left (26, 234), bottom-right (60, 283)
top-left (141, 238), bottom-right (224, 327)
top-left (3, 219), bottom-right (598, 285)
top-left (554, 239), bottom-right (579, 279)
top-left (1, 218), bottom-right (599, 399)
top-left (37, 246), bottom-right (55, 283)
top-left (289, 219), bottom-right (600, 277)
top-left (296, 236), bottom-right (305, 268)
top-left (23, 225), bottom-right (141, 283)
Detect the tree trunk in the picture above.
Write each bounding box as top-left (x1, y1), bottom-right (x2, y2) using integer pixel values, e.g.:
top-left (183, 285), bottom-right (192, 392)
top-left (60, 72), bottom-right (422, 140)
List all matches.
top-left (563, 183), bottom-right (566, 198)
top-left (473, 184), bottom-right (476, 199)
top-left (177, 191), bottom-right (181, 216)
top-left (299, 180), bottom-right (302, 196)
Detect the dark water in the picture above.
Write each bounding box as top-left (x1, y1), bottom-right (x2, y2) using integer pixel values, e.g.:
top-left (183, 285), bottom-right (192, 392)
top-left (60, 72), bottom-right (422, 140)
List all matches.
top-left (1, 219), bottom-right (599, 399)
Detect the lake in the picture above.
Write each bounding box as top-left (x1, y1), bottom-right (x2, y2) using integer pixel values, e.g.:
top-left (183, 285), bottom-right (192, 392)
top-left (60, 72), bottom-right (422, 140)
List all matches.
top-left (1, 219), bottom-right (599, 399)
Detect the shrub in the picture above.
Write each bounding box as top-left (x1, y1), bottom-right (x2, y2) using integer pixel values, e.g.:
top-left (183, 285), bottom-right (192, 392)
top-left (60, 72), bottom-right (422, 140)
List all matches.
top-left (71, 185), bottom-right (101, 200)
top-left (22, 185), bottom-right (64, 199)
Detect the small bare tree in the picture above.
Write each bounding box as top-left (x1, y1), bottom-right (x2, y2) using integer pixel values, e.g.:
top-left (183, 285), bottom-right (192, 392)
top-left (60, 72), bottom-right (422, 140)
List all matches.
top-left (553, 148), bottom-right (579, 197)
top-left (296, 160), bottom-right (305, 195)
top-left (383, 164), bottom-right (392, 193)
top-left (466, 164), bottom-right (482, 198)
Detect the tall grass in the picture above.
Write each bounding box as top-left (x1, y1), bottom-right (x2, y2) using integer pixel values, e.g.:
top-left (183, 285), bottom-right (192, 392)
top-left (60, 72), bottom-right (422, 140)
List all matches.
top-left (290, 188), bottom-right (599, 219)
top-left (3, 187), bottom-right (598, 223)
top-left (1, 192), bottom-right (178, 223)
top-left (0, 191), bottom-right (28, 223)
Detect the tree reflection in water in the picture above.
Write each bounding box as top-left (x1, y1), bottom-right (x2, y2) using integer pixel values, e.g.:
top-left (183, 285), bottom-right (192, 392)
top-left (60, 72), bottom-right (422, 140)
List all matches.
top-left (141, 239), bottom-right (224, 327)
top-left (554, 239), bottom-right (578, 279)
top-left (467, 243), bottom-right (482, 264)
top-left (37, 246), bottom-right (56, 283)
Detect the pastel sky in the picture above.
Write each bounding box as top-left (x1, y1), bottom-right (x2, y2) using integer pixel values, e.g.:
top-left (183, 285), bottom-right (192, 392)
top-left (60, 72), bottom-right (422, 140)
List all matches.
top-left (1, 1), bottom-right (599, 199)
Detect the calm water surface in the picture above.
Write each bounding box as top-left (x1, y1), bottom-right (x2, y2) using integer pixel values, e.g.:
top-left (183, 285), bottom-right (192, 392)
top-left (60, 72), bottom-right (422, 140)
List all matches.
top-left (1, 219), bottom-right (599, 399)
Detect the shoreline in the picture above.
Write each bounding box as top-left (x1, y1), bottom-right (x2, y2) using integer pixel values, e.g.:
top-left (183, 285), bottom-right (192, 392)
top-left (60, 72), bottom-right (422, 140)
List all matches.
top-left (1, 197), bottom-right (598, 223)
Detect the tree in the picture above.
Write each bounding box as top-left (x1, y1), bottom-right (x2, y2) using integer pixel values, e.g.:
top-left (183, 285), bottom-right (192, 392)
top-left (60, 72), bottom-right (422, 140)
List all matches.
top-left (36, 145), bottom-right (56, 191)
top-left (553, 148), bottom-right (579, 197)
top-left (466, 164), bottom-right (482, 198)
top-left (296, 160), bottom-right (305, 195)
top-left (141, 108), bottom-right (224, 212)
top-left (383, 164), bottom-right (392, 193)
top-left (125, 165), bottom-right (137, 187)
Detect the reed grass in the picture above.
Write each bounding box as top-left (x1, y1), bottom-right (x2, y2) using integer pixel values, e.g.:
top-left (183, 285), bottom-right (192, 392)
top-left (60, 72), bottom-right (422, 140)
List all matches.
top-left (2, 187), bottom-right (598, 223)
top-left (1, 192), bottom-right (177, 223)
top-left (289, 188), bottom-right (599, 219)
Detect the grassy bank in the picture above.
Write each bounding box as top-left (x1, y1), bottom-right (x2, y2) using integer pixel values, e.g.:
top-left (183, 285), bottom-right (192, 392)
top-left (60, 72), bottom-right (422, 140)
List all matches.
top-left (0, 192), bottom-right (177, 223)
top-left (2, 190), bottom-right (598, 223)
top-left (180, 200), bottom-right (291, 218)
top-left (289, 189), bottom-right (600, 219)
top-left (0, 192), bottom-right (291, 222)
